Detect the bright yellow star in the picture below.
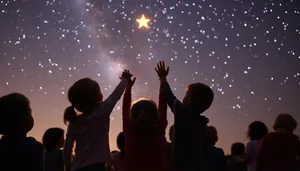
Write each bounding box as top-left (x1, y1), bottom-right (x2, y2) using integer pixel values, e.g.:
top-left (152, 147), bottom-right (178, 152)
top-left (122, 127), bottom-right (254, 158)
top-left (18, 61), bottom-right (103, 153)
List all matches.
top-left (136, 15), bottom-right (150, 29)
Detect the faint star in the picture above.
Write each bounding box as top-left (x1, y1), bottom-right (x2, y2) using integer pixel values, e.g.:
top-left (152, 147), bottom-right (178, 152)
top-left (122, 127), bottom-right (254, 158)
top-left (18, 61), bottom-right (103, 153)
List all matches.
top-left (136, 15), bottom-right (150, 29)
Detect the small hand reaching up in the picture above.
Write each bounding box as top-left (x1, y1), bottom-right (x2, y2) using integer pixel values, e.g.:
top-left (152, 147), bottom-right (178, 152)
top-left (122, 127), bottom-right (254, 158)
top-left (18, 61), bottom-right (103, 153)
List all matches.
top-left (127, 77), bottom-right (136, 88)
top-left (121, 69), bottom-right (133, 80)
top-left (155, 61), bottom-right (169, 82)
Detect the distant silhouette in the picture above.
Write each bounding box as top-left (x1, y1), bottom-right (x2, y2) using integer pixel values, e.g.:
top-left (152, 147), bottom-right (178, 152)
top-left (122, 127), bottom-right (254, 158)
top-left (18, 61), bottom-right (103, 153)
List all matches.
top-left (63, 70), bottom-right (131, 171)
top-left (156, 61), bottom-right (213, 171)
top-left (226, 142), bottom-right (247, 171)
top-left (205, 126), bottom-right (226, 171)
top-left (43, 127), bottom-right (65, 171)
top-left (256, 114), bottom-right (300, 171)
top-left (111, 132), bottom-right (125, 171)
top-left (244, 121), bottom-right (268, 171)
top-left (122, 75), bottom-right (168, 171)
top-left (0, 93), bottom-right (44, 171)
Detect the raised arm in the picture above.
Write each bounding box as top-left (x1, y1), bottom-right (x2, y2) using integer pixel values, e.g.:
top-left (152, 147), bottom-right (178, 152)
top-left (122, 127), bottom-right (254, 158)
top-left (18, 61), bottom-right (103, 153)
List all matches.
top-left (98, 78), bottom-right (128, 115)
top-left (122, 77), bottom-right (135, 134)
top-left (157, 80), bottom-right (168, 133)
top-left (155, 61), bottom-right (186, 115)
top-left (160, 80), bottom-right (186, 115)
top-left (123, 87), bottom-right (132, 134)
top-left (64, 125), bottom-right (75, 171)
top-left (96, 70), bottom-right (133, 116)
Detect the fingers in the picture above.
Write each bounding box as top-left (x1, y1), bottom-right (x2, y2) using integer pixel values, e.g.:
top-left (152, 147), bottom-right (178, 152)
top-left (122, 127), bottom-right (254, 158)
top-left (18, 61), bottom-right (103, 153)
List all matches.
top-left (123, 69), bottom-right (133, 77)
top-left (162, 61), bottom-right (165, 69)
top-left (159, 61), bottom-right (163, 69)
top-left (132, 77), bottom-right (136, 84)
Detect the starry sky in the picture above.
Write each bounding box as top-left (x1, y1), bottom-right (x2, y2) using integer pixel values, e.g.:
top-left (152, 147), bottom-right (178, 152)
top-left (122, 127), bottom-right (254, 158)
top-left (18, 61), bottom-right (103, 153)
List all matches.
top-left (0, 0), bottom-right (300, 154)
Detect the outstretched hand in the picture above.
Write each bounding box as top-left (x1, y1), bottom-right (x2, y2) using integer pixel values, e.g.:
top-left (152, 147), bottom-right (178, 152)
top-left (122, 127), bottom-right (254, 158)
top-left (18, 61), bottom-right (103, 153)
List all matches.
top-left (127, 77), bottom-right (136, 88)
top-left (155, 61), bottom-right (169, 79)
top-left (121, 69), bottom-right (133, 80)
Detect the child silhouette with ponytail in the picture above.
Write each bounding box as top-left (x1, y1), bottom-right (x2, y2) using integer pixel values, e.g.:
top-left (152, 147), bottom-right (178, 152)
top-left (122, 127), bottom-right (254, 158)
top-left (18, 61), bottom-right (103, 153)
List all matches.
top-left (63, 70), bottom-right (132, 171)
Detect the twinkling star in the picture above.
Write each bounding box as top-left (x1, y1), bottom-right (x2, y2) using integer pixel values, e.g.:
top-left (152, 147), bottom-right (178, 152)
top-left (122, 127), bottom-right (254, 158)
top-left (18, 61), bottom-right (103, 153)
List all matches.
top-left (136, 14), bottom-right (150, 29)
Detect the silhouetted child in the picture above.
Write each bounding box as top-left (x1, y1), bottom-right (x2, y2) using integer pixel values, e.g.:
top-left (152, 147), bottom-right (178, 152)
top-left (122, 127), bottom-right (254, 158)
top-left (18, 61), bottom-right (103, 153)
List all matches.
top-left (122, 76), bottom-right (168, 171)
top-left (226, 142), bottom-right (247, 171)
top-left (166, 125), bottom-right (174, 171)
top-left (43, 127), bottom-right (65, 171)
top-left (63, 70), bottom-right (131, 171)
top-left (111, 132), bottom-right (125, 171)
top-left (0, 93), bottom-right (45, 171)
top-left (256, 114), bottom-right (300, 171)
top-left (156, 61), bottom-right (213, 171)
top-left (244, 121), bottom-right (268, 171)
top-left (205, 126), bottom-right (226, 171)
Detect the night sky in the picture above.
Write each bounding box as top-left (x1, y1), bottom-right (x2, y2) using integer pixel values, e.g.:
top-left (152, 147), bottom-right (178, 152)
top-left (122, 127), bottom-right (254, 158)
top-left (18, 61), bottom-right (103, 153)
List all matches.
top-left (1, 0), bottom-right (300, 153)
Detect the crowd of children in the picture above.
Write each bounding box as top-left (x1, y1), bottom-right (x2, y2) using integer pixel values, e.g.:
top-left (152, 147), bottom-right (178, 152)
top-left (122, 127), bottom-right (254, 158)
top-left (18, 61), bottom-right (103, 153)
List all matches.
top-left (0, 61), bottom-right (299, 171)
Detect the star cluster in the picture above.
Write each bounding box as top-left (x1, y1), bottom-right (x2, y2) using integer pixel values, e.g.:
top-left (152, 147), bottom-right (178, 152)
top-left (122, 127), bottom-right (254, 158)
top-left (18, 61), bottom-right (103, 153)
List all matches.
top-left (0, 0), bottom-right (300, 153)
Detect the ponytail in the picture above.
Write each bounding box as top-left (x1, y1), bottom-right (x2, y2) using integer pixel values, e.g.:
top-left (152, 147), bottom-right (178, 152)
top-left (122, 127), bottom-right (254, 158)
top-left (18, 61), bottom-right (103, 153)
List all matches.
top-left (64, 106), bottom-right (76, 125)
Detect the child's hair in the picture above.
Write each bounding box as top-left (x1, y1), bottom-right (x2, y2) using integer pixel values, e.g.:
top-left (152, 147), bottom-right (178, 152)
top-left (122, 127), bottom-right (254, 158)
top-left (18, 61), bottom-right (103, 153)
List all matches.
top-left (117, 132), bottom-right (125, 156)
top-left (231, 142), bottom-right (245, 156)
top-left (247, 121), bottom-right (268, 141)
top-left (184, 83), bottom-right (214, 114)
top-left (169, 125), bottom-right (174, 143)
top-left (42, 127), bottom-right (65, 151)
top-left (64, 78), bottom-right (103, 124)
top-left (273, 113), bottom-right (297, 133)
top-left (0, 93), bottom-right (33, 136)
top-left (130, 98), bottom-right (158, 134)
top-left (206, 126), bottom-right (218, 146)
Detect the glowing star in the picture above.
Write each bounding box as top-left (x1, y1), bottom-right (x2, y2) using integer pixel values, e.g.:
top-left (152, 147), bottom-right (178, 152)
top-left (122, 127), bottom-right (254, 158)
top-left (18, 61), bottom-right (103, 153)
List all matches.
top-left (136, 15), bottom-right (151, 29)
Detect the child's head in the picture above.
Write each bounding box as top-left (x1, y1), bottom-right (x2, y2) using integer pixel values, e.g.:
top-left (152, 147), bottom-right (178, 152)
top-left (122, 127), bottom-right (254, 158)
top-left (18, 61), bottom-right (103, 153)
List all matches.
top-left (273, 113), bottom-right (297, 133)
top-left (182, 83), bottom-right (214, 114)
top-left (117, 132), bottom-right (125, 153)
top-left (231, 142), bottom-right (245, 156)
top-left (64, 78), bottom-right (103, 124)
top-left (42, 127), bottom-right (65, 151)
top-left (206, 126), bottom-right (218, 147)
top-left (247, 121), bottom-right (268, 141)
top-left (169, 125), bottom-right (174, 143)
top-left (130, 98), bottom-right (158, 134)
top-left (0, 93), bottom-right (33, 136)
